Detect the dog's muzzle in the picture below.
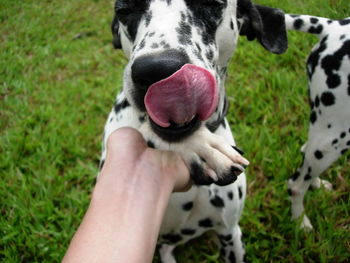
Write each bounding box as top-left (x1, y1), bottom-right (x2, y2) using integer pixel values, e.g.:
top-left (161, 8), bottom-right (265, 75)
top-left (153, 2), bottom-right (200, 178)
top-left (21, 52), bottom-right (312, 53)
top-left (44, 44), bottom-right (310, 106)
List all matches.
top-left (131, 50), bottom-right (218, 141)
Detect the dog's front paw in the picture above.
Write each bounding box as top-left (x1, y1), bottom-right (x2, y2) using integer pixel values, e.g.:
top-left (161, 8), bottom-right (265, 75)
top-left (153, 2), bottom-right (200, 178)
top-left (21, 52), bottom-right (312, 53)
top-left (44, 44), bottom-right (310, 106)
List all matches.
top-left (141, 124), bottom-right (249, 186)
top-left (179, 128), bottom-right (249, 186)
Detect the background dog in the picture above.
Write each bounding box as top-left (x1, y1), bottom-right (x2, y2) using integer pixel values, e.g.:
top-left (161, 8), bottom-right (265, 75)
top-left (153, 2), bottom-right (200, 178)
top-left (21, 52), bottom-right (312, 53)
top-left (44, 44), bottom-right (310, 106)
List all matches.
top-left (285, 14), bottom-right (350, 229)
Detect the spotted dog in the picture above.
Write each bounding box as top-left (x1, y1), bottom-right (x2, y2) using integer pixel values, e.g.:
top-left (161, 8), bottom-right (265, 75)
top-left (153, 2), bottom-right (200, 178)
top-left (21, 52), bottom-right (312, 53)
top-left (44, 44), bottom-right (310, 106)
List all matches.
top-left (285, 14), bottom-right (350, 229)
top-left (102, 0), bottom-right (287, 261)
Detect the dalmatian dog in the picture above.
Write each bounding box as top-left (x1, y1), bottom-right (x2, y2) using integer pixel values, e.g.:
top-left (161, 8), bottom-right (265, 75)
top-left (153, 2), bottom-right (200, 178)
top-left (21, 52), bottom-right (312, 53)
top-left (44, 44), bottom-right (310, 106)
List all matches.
top-left (101, 0), bottom-right (287, 261)
top-left (285, 14), bottom-right (350, 229)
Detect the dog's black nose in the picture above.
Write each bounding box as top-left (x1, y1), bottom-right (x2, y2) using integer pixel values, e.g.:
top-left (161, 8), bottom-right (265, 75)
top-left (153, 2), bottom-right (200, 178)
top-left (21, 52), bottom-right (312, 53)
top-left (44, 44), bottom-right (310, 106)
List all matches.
top-left (131, 49), bottom-right (190, 89)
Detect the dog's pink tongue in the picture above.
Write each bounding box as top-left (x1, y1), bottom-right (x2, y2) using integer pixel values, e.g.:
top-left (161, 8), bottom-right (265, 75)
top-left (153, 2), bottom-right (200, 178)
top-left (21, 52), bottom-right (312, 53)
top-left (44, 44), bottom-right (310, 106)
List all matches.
top-left (144, 64), bottom-right (218, 127)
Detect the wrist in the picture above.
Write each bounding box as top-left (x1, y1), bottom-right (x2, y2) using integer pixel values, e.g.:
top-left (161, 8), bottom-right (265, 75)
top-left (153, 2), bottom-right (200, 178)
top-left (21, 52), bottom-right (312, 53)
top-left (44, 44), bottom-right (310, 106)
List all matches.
top-left (92, 156), bottom-right (175, 204)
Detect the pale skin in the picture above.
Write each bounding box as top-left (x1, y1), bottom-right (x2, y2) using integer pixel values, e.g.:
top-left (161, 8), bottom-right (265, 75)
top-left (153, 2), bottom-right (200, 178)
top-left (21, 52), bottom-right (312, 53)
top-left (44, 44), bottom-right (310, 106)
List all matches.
top-left (62, 127), bottom-right (191, 263)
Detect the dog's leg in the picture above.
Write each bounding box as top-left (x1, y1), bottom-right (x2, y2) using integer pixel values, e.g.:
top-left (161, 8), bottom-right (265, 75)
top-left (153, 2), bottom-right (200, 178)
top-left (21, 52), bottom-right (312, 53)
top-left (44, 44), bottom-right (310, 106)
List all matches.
top-left (158, 244), bottom-right (177, 263)
top-left (288, 125), bottom-right (345, 229)
top-left (218, 225), bottom-right (246, 263)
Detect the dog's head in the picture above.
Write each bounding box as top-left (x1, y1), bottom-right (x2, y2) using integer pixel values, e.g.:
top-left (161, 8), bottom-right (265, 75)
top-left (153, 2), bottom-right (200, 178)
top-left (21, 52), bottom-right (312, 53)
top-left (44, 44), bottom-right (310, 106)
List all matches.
top-left (112, 0), bottom-right (287, 141)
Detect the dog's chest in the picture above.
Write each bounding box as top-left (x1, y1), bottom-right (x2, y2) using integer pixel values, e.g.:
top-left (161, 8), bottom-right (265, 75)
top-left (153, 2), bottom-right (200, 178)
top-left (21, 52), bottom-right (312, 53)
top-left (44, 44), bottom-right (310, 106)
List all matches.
top-left (158, 181), bottom-right (245, 244)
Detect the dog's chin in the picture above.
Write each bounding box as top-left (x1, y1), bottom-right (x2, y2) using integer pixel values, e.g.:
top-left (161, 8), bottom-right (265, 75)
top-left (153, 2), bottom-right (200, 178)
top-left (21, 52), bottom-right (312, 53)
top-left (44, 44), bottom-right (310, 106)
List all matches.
top-left (149, 115), bottom-right (201, 142)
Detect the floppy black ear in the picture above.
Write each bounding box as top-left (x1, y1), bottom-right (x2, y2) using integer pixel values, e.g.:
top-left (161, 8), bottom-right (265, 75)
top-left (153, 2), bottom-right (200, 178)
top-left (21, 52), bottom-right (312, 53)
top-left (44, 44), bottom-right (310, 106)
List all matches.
top-left (111, 16), bottom-right (122, 49)
top-left (237, 0), bottom-right (287, 54)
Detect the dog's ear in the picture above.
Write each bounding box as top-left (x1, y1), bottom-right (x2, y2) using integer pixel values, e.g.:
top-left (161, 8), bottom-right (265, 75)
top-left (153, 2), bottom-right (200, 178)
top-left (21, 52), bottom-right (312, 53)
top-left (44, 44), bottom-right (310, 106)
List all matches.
top-left (237, 0), bottom-right (287, 54)
top-left (111, 16), bottom-right (122, 49)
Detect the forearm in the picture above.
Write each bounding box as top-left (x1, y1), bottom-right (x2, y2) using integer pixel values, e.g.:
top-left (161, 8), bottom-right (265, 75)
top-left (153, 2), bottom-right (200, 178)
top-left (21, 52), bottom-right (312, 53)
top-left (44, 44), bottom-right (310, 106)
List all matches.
top-left (62, 128), bottom-right (190, 263)
top-left (63, 160), bottom-right (174, 263)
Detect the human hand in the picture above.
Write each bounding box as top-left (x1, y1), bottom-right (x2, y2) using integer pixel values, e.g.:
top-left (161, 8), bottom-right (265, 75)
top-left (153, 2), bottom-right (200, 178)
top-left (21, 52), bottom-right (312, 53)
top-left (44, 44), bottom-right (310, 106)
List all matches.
top-left (97, 127), bottom-right (192, 193)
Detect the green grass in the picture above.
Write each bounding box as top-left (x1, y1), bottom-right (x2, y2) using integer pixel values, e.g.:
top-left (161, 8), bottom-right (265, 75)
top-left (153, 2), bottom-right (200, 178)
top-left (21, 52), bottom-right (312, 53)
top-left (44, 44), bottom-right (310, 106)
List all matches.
top-left (1, 0), bottom-right (349, 262)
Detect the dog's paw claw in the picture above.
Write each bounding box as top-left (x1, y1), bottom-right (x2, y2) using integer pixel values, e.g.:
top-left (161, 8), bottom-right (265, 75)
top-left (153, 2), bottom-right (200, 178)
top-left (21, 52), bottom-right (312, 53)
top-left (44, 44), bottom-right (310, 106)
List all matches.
top-left (232, 145), bottom-right (245, 155)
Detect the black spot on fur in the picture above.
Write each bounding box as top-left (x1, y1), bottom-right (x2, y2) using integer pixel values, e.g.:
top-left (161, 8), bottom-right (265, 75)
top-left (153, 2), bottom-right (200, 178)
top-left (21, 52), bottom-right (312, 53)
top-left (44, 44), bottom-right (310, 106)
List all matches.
top-left (139, 115), bottom-right (146, 123)
top-left (238, 186), bottom-right (243, 199)
top-left (304, 174), bottom-right (312, 181)
top-left (227, 191), bottom-right (233, 200)
top-left (340, 132), bottom-right (346, 138)
top-left (144, 11), bottom-right (152, 27)
top-left (332, 139), bottom-right (338, 145)
top-left (220, 247), bottom-right (226, 257)
top-left (137, 38), bottom-right (146, 50)
top-left (339, 19), bottom-right (350, 26)
top-left (184, 0), bottom-right (227, 45)
top-left (307, 36), bottom-right (328, 78)
top-left (176, 21), bottom-right (192, 45)
top-left (162, 233), bottom-right (182, 243)
top-left (291, 171), bottom-right (300, 181)
top-left (294, 19), bottom-right (303, 29)
top-left (347, 140), bottom-right (350, 146)
top-left (327, 74), bottom-right (341, 88)
top-left (315, 95), bottom-right (320, 107)
top-left (151, 43), bottom-right (159, 49)
top-left (314, 150), bottom-right (323, 159)
top-left (206, 49), bottom-right (214, 61)
top-left (341, 148), bottom-right (348, 155)
top-left (220, 118), bottom-right (227, 129)
top-left (310, 17), bottom-right (319, 24)
top-left (220, 234), bottom-right (232, 241)
top-left (310, 111), bottom-right (317, 124)
top-left (181, 228), bottom-right (196, 235)
top-left (210, 195), bottom-right (225, 208)
top-left (228, 251), bottom-right (236, 263)
top-left (147, 140), bottom-right (155, 148)
top-left (321, 40), bottom-right (350, 89)
top-left (309, 25), bottom-right (323, 34)
top-left (320, 92), bottom-right (335, 106)
top-left (182, 201), bottom-right (193, 211)
top-left (114, 99), bottom-right (130, 115)
top-left (198, 218), bottom-right (213, 228)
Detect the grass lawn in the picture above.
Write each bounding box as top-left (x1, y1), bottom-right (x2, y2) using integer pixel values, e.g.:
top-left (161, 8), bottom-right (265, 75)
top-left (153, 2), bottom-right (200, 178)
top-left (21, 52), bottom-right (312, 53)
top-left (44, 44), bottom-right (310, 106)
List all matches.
top-left (1, 0), bottom-right (349, 262)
